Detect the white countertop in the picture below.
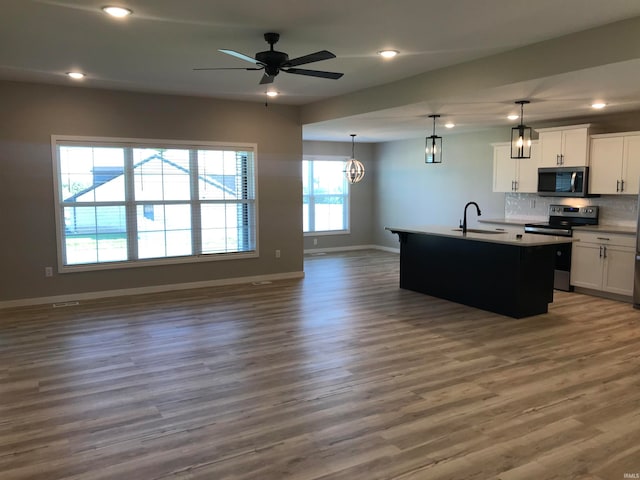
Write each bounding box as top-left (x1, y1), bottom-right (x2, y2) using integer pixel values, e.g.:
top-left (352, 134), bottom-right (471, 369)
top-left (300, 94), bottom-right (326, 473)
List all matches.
top-left (479, 217), bottom-right (541, 227)
top-left (481, 219), bottom-right (637, 236)
top-left (572, 224), bottom-right (636, 235)
top-left (385, 225), bottom-right (573, 246)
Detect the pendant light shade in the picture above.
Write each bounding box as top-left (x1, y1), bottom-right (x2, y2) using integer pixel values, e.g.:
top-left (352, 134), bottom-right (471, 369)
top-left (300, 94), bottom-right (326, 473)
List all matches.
top-left (345, 134), bottom-right (365, 184)
top-left (511, 100), bottom-right (532, 159)
top-left (425, 114), bottom-right (442, 164)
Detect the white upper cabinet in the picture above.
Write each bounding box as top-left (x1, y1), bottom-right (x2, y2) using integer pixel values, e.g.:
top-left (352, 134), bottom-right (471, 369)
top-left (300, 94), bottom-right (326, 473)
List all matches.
top-left (492, 142), bottom-right (539, 193)
top-left (538, 125), bottom-right (590, 167)
top-left (590, 132), bottom-right (640, 195)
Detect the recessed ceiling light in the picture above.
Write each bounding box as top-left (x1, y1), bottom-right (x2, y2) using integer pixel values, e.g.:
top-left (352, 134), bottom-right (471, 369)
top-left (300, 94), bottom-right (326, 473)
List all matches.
top-left (67, 72), bottom-right (85, 80)
top-left (377, 50), bottom-right (399, 58)
top-left (101, 6), bottom-right (133, 17)
top-left (591, 102), bottom-right (607, 109)
top-left (507, 114), bottom-right (519, 120)
top-left (266, 91), bottom-right (279, 97)
top-left (444, 122), bottom-right (455, 129)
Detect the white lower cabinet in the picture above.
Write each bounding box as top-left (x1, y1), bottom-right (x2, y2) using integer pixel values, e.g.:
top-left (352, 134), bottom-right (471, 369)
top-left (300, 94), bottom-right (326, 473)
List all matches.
top-left (570, 231), bottom-right (635, 297)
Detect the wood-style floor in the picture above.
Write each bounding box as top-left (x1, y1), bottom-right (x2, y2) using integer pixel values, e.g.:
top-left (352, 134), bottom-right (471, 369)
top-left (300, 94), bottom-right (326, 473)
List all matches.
top-left (1, 250), bottom-right (640, 480)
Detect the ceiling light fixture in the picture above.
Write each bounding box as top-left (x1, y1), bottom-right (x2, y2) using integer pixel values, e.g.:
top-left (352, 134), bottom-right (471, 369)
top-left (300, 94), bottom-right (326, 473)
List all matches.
top-left (66, 72), bottom-right (85, 80)
top-left (101, 6), bottom-right (133, 17)
top-left (425, 115), bottom-right (443, 164)
top-left (444, 122), bottom-right (455, 129)
top-left (511, 100), bottom-right (532, 159)
top-left (507, 114), bottom-right (519, 121)
top-left (591, 102), bottom-right (607, 109)
top-left (266, 91), bottom-right (279, 97)
top-left (344, 134), bottom-right (365, 184)
top-left (378, 50), bottom-right (399, 58)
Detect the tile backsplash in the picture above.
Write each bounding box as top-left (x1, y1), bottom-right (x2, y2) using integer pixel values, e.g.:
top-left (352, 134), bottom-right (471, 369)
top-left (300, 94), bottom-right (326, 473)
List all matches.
top-left (505, 193), bottom-right (638, 227)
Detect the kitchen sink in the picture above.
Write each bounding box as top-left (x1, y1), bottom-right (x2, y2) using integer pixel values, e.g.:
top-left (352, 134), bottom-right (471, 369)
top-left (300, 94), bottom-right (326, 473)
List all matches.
top-left (451, 228), bottom-right (507, 234)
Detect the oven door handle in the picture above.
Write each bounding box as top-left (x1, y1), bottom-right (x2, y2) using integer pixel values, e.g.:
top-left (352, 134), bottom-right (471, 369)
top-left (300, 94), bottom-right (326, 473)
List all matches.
top-left (570, 171), bottom-right (577, 192)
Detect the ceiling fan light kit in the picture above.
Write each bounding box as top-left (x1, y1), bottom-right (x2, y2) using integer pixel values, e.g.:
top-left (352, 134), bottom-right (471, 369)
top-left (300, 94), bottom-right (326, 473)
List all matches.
top-left (196, 32), bottom-right (344, 86)
top-left (511, 100), bottom-right (532, 159)
top-left (425, 114), bottom-right (443, 164)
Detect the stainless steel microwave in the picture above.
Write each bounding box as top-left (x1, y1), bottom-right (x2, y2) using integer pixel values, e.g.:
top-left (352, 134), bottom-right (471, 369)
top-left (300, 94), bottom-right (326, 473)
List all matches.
top-left (537, 166), bottom-right (592, 197)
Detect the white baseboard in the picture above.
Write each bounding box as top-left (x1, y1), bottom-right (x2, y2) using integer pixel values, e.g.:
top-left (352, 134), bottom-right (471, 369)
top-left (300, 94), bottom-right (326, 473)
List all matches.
top-left (0, 271), bottom-right (305, 309)
top-left (304, 244), bottom-right (400, 254)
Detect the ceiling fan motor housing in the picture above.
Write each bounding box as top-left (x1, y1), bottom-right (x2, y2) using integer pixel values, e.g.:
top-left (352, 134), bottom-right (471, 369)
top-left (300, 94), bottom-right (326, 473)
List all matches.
top-left (256, 50), bottom-right (289, 76)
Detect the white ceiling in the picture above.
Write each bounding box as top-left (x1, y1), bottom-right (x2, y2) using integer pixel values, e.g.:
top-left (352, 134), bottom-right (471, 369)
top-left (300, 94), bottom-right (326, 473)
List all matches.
top-left (3, 0), bottom-right (640, 141)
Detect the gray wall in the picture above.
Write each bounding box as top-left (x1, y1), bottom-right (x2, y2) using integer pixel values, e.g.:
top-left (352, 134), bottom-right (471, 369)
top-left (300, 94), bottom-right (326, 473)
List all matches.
top-left (0, 81), bottom-right (303, 302)
top-left (302, 140), bottom-right (374, 250)
top-left (373, 128), bottom-right (508, 249)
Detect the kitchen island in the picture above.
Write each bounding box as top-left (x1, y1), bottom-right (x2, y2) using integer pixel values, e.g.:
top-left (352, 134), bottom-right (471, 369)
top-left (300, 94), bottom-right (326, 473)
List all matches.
top-left (386, 226), bottom-right (573, 318)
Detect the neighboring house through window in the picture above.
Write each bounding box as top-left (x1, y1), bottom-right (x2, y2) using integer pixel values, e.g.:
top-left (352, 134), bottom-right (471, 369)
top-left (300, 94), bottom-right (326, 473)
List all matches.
top-left (303, 157), bottom-right (349, 234)
top-left (52, 136), bottom-right (257, 272)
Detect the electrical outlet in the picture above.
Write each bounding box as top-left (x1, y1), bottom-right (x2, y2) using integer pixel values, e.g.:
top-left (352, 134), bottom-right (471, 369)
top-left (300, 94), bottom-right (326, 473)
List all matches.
top-left (275, 249), bottom-right (281, 258)
top-left (45, 266), bottom-right (53, 277)
top-left (530, 199), bottom-right (536, 208)
top-left (313, 238), bottom-right (318, 246)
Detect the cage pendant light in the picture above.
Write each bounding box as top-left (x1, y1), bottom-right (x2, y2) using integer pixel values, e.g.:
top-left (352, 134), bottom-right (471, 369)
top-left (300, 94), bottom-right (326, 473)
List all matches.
top-left (425, 114), bottom-right (443, 164)
top-left (511, 100), bottom-right (532, 159)
top-left (344, 134), bottom-right (365, 184)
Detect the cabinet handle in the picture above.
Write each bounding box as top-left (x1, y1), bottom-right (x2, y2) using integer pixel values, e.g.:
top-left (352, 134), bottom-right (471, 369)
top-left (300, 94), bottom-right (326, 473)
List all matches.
top-left (556, 154), bottom-right (560, 165)
top-left (596, 237), bottom-right (610, 241)
top-left (561, 154), bottom-right (564, 165)
top-left (603, 246), bottom-right (607, 259)
top-left (616, 180), bottom-right (620, 192)
top-left (599, 245), bottom-right (603, 258)
top-left (621, 179), bottom-right (625, 192)
top-left (514, 180), bottom-right (518, 191)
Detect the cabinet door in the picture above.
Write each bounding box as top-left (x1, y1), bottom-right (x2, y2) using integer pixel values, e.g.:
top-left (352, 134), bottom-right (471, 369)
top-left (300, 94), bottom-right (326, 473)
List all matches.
top-left (493, 144), bottom-right (516, 192)
top-left (622, 135), bottom-right (640, 195)
top-left (516, 142), bottom-right (539, 193)
top-left (539, 130), bottom-right (563, 167)
top-left (561, 128), bottom-right (589, 167)
top-left (570, 242), bottom-right (602, 290)
top-left (602, 245), bottom-right (635, 296)
top-left (590, 137), bottom-right (623, 194)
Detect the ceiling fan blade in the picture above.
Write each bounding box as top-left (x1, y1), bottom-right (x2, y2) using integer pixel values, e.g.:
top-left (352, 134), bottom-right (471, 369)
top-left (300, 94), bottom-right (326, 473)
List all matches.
top-left (193, 67), bottom-right (263, 71)
top-left (283, 68), bottom-right (344, 80)
top-left (219, 49), bottom-right (262, 65)
top-left (285, 50), bottom-right (336, 67)
top-left (259, 73), bottom-right (275, 85)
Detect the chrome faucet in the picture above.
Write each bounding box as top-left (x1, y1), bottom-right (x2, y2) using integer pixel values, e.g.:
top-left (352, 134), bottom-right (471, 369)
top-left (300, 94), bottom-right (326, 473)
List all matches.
top-left (461, 202), bottom-right (481, 234)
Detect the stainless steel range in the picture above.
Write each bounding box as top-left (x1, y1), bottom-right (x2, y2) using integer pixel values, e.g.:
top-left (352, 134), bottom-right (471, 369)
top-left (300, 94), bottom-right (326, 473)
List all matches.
top-left (524, 204), bottom-right (599, 291)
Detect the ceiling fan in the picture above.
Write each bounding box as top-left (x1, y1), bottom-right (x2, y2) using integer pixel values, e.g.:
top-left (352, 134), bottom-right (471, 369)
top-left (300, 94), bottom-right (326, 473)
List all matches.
top-left (194, 32), bottom-right (344, 85)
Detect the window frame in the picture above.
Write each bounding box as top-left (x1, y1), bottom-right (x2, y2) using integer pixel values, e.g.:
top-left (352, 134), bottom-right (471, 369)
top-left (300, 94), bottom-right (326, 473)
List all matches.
top-left (303, 155), bottom-right (351, 236)
top-left (51, 135), bottom-right (259, 273)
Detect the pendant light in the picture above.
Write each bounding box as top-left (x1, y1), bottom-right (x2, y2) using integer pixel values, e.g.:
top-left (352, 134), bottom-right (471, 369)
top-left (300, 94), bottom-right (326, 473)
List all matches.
top-left (511, 100), bottom-right (532, 159)
top-left (425, 114), bottom-right (442, 164)
top-left (344, 134), bottom-right (365, 184)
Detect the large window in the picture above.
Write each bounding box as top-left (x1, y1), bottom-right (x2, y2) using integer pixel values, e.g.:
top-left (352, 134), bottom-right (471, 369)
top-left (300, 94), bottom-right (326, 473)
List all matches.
top-left (303, 158), bottom-right (349, 233)
top-left (52, 136), bottom-right (257, 272)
